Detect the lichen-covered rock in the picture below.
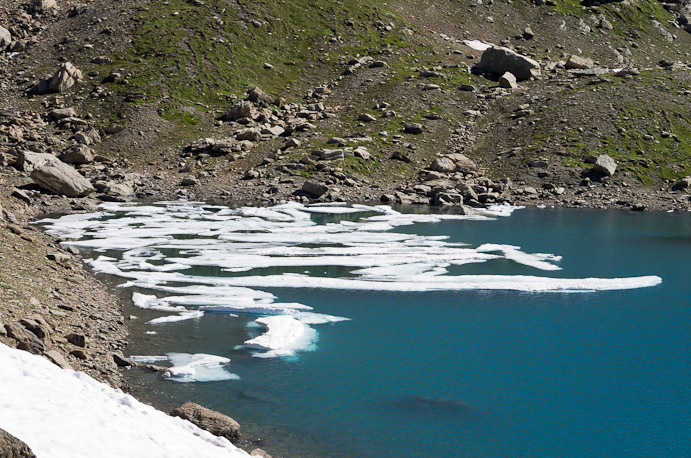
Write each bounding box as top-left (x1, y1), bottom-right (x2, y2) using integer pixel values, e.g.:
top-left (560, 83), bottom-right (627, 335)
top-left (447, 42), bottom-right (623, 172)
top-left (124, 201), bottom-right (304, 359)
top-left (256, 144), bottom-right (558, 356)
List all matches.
top-left (170, 402), bottom-right (241, 443)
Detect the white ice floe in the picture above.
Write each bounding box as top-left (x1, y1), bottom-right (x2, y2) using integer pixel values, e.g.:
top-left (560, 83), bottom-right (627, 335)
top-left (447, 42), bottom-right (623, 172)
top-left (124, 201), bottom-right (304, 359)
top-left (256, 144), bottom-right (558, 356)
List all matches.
top-left (0, 343), bottom-right (249, 458)
top-left (244, 316), bottom-right (318, 358)
top-left (147, 310), bottom-right (204, 325)
top-left (164, 353), bottom-right (239, 382)
top-left (129, 355), bottom-right (169, 364)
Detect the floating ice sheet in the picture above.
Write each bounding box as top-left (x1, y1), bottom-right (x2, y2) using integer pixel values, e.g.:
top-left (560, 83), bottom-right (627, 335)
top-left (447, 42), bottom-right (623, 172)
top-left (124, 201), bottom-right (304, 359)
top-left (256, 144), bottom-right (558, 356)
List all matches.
top-left (37, 201), bottom-right (663, 361)
top-left (163, 353), bottom-right (239, 383)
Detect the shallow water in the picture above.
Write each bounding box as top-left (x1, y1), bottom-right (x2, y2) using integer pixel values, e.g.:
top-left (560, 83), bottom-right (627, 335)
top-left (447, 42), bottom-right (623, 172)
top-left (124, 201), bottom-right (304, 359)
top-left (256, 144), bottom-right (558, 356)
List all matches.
top-left (39, 203), bottom-right (691, 458)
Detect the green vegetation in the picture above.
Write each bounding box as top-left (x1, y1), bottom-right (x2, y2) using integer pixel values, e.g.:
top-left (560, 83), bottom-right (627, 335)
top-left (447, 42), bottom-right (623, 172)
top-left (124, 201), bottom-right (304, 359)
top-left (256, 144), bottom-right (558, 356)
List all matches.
top-left (106, 0), bottom-right (402, 123)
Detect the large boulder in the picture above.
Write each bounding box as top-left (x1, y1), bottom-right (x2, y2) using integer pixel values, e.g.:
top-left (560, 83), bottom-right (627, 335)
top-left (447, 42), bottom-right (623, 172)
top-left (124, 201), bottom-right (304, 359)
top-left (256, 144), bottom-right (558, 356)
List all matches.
top-left (446, 153), bottom-right (479, 175)
top-left (0, 26), bottom-right (11, 51)
top-left (170, 402), bottom-right (241, 443)
top-left (246, 87), bottom-right (276, 106)
top-left (429, 157), bottom-right (456, 174)
top-left (593, 154), bottom-right (617, 177)
top-left (0, 429), bottom-right (37, 458)
top-left (476, 46), bottom-right (541, 80)
top-left (47, 62), bottom-right (83, 93)
top-left (15, 150), bottom-right (54, 173)
top-left (30, 159), bottom-right (94, 197)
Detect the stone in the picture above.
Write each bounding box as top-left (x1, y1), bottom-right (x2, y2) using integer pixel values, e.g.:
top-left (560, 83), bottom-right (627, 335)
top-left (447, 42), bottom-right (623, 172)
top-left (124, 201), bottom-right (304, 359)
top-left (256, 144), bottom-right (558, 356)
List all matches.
top-left (0, 26), bottom-right (12, 51)
top-left (565, 55), bottom-right (594, 70)
top-left (433, 192), bottom-right (463, 206)
top-left (250, 448), bottom-right (272, 458)
top-left (48, 108), bottom-right (77, 121)
top-left (11, 188), bottom-right (32, 204)
top-left (430, 157), bottom-right (456, 173)
top-left (302, 180), bottom-right (329, 197)
top-left (112, 352), bottom-right (134, 367)
top-left (353, 147), bottom-right (371, 160)
top-left (358, 113), bottom-right (377, 122)
top-left (447, 153), bottom-right (479, 174)
top-left (235, 128), bottom-right (262, 142)
top-left (226, 100), bottom-right (257, 120)
top-left (188, 137), bottom-right (215, 153)
top-left (48, 63), bottom-right (83, 93)
top-left (284, 138), bottom-right (301, 148)
top-left (498, 71), bottom-right (518, 89)
top-left (31, 0), bottom-right (57, 9)
top-left (261, 125), bottom-right (285, 137)
top-left (19, 316), bottom-right (52, 348)
top-left (16, 150), bottom-right (55, 173)
top-left (404, 123), bottom-right (424, 134)
top-left (5, 323), bottom-right (45, 355)
top-left (247, 87), bottom-right (275, 106)
top-left (593, 154), bottom-right (617, 177)
top-left (180, 176), bottom-right (198, 186)
top-left (170, 402), bottom-right (241, 443)
top-left (66, 333), bottom-right (87, 347)
top-left (0, 429), bottom-right (37, 458)
top-left (672, 176), bottom-right (691, 191)
top-left (391, 151), bottom-right (411, 163)
top-left (31, 159), bottom-right (94, 197)
top-left (476, 46), bottom-right (541, 80)
top-left (59, 144), bottom-right (94, 164)
top-left (74, 128), bottom-right (101, 146)
top-left (43, 349), bottom-right (73, 370)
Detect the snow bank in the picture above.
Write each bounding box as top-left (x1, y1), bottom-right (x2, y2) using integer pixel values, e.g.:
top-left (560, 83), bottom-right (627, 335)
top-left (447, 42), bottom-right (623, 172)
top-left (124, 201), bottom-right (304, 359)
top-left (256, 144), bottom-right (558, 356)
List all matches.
top-left (0, 343), bottom-right (249, 458)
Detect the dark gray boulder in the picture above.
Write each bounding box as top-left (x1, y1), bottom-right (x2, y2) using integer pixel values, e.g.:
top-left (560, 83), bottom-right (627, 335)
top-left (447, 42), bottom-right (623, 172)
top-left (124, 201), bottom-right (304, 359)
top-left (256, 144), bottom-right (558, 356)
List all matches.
top-left (170, 402), bottom-right (241, 443)
top-left (477, 46), bottom-right (541, 80)
top-left (302, 180), bottom-right (329, 197)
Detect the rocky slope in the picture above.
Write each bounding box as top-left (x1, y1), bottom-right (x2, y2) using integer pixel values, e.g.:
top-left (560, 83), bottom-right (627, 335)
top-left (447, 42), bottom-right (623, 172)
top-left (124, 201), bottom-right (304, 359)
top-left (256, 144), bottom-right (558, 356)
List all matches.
top-left (1, 0), bottom-right (690, 409)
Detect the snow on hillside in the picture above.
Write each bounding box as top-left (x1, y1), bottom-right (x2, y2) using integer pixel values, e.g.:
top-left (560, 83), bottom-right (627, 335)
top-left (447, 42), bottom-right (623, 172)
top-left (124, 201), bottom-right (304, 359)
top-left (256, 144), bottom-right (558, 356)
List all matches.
top-left (0, 343), bottom-right (250, 458)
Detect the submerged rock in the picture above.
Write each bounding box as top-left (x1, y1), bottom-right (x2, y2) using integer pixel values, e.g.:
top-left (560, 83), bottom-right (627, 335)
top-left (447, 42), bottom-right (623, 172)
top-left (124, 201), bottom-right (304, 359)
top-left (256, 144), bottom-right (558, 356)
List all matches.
top-left (170, 402), bottom-right (241, 443)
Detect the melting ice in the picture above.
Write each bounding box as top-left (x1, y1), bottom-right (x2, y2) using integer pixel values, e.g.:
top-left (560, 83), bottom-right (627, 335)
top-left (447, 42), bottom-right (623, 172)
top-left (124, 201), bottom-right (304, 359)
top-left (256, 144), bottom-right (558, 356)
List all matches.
top-left (37, 201), bottom-right (662, 365)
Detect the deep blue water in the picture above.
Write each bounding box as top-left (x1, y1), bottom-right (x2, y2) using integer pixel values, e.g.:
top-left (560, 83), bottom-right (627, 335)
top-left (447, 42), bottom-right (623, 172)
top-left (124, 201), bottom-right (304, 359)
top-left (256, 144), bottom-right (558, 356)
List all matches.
top-left (117, 207), bottom-right (690, 458)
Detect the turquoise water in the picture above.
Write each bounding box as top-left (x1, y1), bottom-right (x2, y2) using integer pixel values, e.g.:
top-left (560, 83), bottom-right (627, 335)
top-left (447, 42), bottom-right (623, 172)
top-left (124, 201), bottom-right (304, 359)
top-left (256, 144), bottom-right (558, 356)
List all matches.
top-left (47, 205), bottom-right (691, 457)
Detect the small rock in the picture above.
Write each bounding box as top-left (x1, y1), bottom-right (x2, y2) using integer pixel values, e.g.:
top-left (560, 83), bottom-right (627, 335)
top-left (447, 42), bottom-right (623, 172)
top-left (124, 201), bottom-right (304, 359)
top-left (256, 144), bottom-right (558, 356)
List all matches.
top-left (263, 62), bottom-right (273, 69)
top-left (302, 181), bottom-right (329, 197)
top-left (498, 71), bottom-right (518, 89)
top-left (476, 46), bottom-right (541, 80)
top-left (0, 429), bottom-right (37, 458)
top-left (170, 402), bottom-right (241, 443)
top-left (593, 154), bottom-right (617, 176)
top-left (565, 55), bottom-right (594, 70)
top-left (112, 352), bottom-right (134, 367)
top-left (391, 151), bottom-right (411, 163)
top-left (672, 176), bottom-right (691, 191)
top-left (66, 333), bottom-right (87, 348)
top-left (0, 26), bottom-right (11, 51)
top-left (250, 449), bottom-right (272, 458)
top-left (404, 123), bottom-right (424, 134)
top-left (358, 113), bottom-right (377, 122)
top-left (47, 62), bottom-right (83, 93)
top-left (48, 107), bottom-right (77, 121)
top-left (44, 350), bottom-right (73, 370)
top-left (59, 144), bottom-right (94, 164)
top-left (180, 176), bottom-right (199, 186)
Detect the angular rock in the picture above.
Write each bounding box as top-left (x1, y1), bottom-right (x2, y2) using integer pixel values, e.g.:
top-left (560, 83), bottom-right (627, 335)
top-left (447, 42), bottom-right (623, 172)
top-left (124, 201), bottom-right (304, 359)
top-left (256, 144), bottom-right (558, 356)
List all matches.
top-left (66, 333), bottom-right (87, 347)
top-left (565, 55), bottom-right (594, 70)
top-left (59, 144), bottom-right (94, 164)
top-left (302, 180), bottom-right (329, 197)
top-left (476, 46), bottom-right (541, 80)
top-left (391, 151), bottom-right (411, 163)
top-left (430, 157), bottom-right (456, 173)
top-left (31, 159), bottom-right (94, 197)
top-left (250, 449), bottom-right (272, 458)
top-left (226, 100), bottom-right (257, 121)
top-left (170, 402), bottom-right (241, 443)
top-left (672, 176), bottom-right (691, 191)
top-left (48, 63), bottom-right (83, 93)
top-left (447, 153), bottom-right (478, 174)
top-left (74, 128), bottom-right (101, 146)
top-left (593, 154), bottom-right (617, 177)
top-left (358, 113), bottom-right (377, 122)
top-left (353, 147), bottom-right (371, 160)
top-left (498, 71), bottom-right (518, 89)
top-left (43, 350), bottom-right (73, 370)
top-left (317, 149), bottom-right (345, 161)
top-left (404, 123), bottom-right (424, 134)
top-left (247, 87), bottom-right (275, 106)
top-left (19, 317), bottom-right (52, 348)
top-left (112, 352), bottom-right (134, 367)
top-left (5, 323), bottom-right (45, 355)
top-left (235, 128), bottom-right (262, 142)
top-left (16, 150), bottom-right (54, 173)
top-left (0, 26), bottom-right (12, 51)
top-left (0, 429), bottom-right (37, 458)
top-left (455, 182), bottom-right (479, 202)
top-left (48, 108), bottom-right (77, 121)
top-left (180, 176), bottom-right (198, 186)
